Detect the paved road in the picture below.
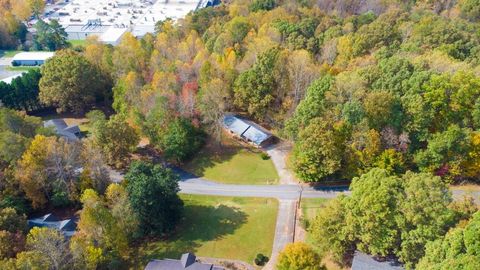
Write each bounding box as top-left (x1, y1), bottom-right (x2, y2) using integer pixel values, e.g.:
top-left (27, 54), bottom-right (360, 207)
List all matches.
top-left (174, 168), bottom-right (350, 199)
top-left (110, 163), bottom-right (480, 270)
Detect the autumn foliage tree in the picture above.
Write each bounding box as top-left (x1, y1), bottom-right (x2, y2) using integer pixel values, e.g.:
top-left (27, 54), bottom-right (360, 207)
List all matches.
top-left (277, 243), bottom-right (325, 270)
top-left (39, 49), bottom-right (109, 113)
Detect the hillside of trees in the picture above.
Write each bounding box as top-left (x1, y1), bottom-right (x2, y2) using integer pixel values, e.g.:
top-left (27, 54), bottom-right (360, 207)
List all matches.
top-left (26, 0), bottom-right (480, 183)
top-left (1, 0), bottom-right (480, 269)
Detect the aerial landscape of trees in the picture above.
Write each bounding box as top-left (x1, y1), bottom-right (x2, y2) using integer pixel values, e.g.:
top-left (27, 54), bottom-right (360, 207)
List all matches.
top-left (1, 0), bottom-right (480, 269)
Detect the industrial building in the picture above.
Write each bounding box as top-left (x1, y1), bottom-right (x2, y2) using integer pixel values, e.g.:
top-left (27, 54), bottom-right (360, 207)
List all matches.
top-left (11, 52), bottom-right (55, 66)
top-left (37, 0), bottom-right (220, 44)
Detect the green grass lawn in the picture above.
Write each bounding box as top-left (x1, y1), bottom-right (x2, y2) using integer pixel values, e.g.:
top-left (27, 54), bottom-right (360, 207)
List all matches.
top-left (301, 198), bottom-right (329, 244)
top-left (69, 40), bottom-right (87, 47)
top-left (300, 198), bottom-right (348, 270)
top-left (302, 198), bottom-right (329, 223)
top-left (0, 50), bottom-right (20, 58)
top-left (135, 194), bottom-right (278, 267)
top-left (183, 137), bottom-right (279, 185)
top-left (6, 66), bottom-right (40, 71)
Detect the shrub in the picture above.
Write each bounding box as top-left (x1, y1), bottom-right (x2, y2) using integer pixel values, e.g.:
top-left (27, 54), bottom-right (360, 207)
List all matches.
top-left (260, 152), bottom-right (270, 160)
top-left (254, 253), bottom-right (269, 266)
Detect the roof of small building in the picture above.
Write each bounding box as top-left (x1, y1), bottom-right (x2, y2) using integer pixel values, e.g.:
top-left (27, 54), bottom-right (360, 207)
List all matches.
top-left (100, 27), bottom-right (128, 44)
top-left (12, 52), bottom-right (55, 62)
top-left (144, 253), bottom-right (223, 270)
top-left (44, 119), bottom-right (81, 141)
top-left (223, 115), bottom-right (272, 146)
top-left (28, 213), bottom-right (77, 237)
top-left (0, 73), bottom-right (24, 84)
top-left (351, 251), bottom-right (404, 270)
top-left (44, 119), bottom-right (69, 130)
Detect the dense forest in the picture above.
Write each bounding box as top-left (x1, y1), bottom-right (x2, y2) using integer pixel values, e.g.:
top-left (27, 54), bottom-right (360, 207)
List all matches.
top-left (1, 0), bottom-right (480, 269)
top-left (27, 0), bottom-right (480, 183)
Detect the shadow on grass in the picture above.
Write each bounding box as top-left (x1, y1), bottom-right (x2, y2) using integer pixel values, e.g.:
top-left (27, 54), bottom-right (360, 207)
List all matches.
top-left (138, 204), bottom-right (248, 264)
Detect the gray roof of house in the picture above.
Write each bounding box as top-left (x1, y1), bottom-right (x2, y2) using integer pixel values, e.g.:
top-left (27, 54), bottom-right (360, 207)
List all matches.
top-left (44, 119), bottom-right (68, 130)
top-left (223, 115), bottom-right (272, 146)
top-left (28, 213), bottom-right (77, 237)
top-left (144, 253), bottom-right (223, 270)
top-left (351, 251), bottom-right (405, 270)
top-left (43, 119), bottom-right (80, 141)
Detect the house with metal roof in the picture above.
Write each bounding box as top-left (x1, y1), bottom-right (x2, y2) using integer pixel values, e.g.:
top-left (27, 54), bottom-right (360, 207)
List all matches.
top-left (11, 52), bottom-right (55, 66)
top-left (44, 119), bottom-right (81, 141)
top-left (28, 213), bottom-right (77, 237)
top-left (351, 251), bottom-right (404, 270)
top-left (145, 253), bottom-right (224, 270)
top-left (223, 114), bottom-right (274, 147)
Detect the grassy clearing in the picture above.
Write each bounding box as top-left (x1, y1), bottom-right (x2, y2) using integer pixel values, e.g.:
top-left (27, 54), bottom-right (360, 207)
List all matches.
top-left (6, 66), bottom-right (40, 71)
top-left (301, 198), bottom-right (330, 244)
top-left (0, 50), bottom-right (20, 58)
top-left (300, 198), bottom-right (329, 245)
top-left (183, 135), bottom-right (279, 185)
top-left (135, 194), bottom-right (278, 267)
top-left (301, 198), bottom-right (329, 224)
top-left (300, 198), bottom-right (347, 270)
top-left (69, 40), bottom-right (87, 47)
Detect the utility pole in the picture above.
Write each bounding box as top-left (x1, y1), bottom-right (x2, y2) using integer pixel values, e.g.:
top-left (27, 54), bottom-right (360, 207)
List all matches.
top-left (297, 185), bottom-right (303, 209)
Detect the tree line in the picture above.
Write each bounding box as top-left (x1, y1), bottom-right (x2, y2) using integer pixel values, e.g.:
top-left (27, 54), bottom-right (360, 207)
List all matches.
top-left (0, 106), bottom-right (183, 268)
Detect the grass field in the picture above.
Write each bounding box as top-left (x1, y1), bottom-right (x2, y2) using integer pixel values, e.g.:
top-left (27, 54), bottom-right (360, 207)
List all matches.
top-left (183, 136), bottom-right (279, 185)
top-left (0, 50), bottom-right (20, 58)
top-left (301, 198), bottom-right (329, 225)
top-left (301, 198), bottom-right (330, 244)
top-left (136, 194), bottom-right (278, 267)
top-left (6, 66), bottom-right (40, 71)
top-left (69, 40), bottom-right (87, 47)
top-left (300, 198), bottom-right (347, 270)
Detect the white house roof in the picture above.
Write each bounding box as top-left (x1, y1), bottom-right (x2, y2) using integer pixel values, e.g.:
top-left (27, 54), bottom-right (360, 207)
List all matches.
top-left (12, 52), bottom-right (55, 62)
top-left (0, 73), bottom-right (23, 84)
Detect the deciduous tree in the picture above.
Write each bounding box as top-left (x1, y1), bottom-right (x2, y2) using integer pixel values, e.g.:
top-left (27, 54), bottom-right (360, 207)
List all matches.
top-left (39, 49), bottom-right (108, 113)
top-left (277, 243), bottom-right (324, 270)
top-left (125, 161), bottom-right (183, 236)
top-left (91, 115), bottom-right (139, 168)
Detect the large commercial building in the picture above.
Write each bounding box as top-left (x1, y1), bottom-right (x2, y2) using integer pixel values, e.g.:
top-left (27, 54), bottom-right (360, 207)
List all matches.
top-left (11, 52), bottom-right (55, 66)
top-left (37, 0), bottom-right (220, 44)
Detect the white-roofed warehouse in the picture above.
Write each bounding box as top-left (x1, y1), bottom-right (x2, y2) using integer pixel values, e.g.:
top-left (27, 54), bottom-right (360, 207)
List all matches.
top-left (11, 52), bottom-right (55, 66)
